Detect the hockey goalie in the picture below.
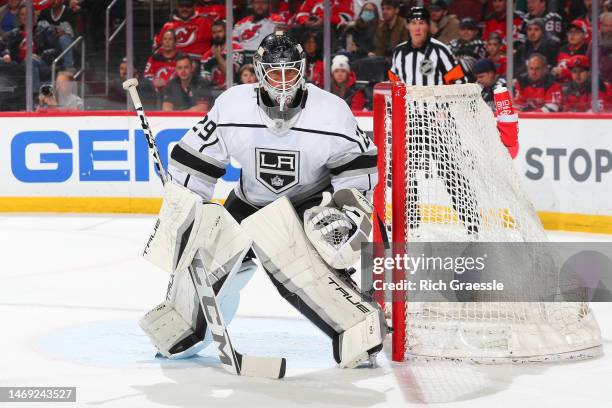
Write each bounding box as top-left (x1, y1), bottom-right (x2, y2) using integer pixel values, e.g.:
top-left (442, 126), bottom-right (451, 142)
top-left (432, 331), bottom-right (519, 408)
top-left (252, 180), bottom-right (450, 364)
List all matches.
top-left (139, 32), bottom-right (388, 369)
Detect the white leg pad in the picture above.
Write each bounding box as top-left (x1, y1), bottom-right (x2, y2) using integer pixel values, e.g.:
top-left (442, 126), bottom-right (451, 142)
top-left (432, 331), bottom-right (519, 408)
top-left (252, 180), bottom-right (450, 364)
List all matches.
top-left (338, 310), bottom-right (385, 368)
top-left (139, 301), bottom-right (195, 359)
top-left (140, 184), bottom-right (253, 358)
top-left (241, 197), bottom-right (387, 366)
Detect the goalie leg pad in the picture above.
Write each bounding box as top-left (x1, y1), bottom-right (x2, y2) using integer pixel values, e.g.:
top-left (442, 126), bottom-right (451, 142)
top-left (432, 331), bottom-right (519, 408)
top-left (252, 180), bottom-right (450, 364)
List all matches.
top-left (141, 194), bottom-right (253, 359)
top-left (142, 181), bottom-right (209, 274)
top-left (241, 197), bottom-right (388, 367)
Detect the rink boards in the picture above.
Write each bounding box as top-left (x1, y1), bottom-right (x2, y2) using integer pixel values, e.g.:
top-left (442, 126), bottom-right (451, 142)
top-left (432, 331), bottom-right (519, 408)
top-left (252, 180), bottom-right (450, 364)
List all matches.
top-left (0, 111), bottom-right (611, 233)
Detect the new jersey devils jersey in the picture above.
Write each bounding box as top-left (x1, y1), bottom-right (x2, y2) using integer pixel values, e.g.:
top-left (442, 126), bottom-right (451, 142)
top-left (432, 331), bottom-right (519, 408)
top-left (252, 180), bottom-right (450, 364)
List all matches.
top-left (154, 15), bottom-right (213, 59)
top-left (232, 14), bottom-right (284, 52)
top-left (168, 84), bottom-right (377, 207)
top-left (144, 52), bottom-right (177, 85)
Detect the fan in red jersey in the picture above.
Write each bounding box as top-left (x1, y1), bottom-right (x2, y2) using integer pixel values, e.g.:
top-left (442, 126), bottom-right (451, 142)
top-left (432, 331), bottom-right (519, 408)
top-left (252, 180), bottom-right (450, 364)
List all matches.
top-left (201, 20), bottom-right (244, 90)
top-left (482, 0), bottom-right (526, 46)
top-left (552, 20), bottom-right (590, 82)
top-left (272, 0), bottom-right (300, 28)
top-left (295, 0), bottom-right (354, 27)
top-left (514, 53), bottom-right (562, 112)
top-left (561, 55), bottom-right (612, 112)
top-left (153, 0), bottom-right (212, 61)
top-left (195, 0), bottom-right (225, 21)
top-left (485, 32), bottom-right (507, 76)
top-left (144, 30), bottom-right (179, 92)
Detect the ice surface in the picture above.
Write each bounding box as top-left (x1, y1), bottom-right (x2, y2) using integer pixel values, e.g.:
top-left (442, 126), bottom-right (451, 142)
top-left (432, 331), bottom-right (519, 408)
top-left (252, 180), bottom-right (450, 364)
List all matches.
top-left (0, 214), bottom-right (611, 407)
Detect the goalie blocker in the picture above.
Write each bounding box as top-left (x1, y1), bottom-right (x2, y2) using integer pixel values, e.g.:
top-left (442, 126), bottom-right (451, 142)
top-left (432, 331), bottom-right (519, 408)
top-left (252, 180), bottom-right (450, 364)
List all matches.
top-left (242, 196), bottom-right (388, 368)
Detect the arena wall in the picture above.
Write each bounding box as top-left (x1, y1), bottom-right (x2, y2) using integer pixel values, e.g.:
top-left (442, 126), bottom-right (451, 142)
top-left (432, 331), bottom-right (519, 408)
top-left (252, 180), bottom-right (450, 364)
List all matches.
top-left (0, 111), bottom-right (610, 233)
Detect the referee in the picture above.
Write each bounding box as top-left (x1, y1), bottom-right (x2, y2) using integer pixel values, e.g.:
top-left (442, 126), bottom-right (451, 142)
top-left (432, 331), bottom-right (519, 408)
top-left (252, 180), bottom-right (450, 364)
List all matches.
top-left (389, 7), bottom-right (465, 85)
top-left (389, 7), bottom-right (480, 237)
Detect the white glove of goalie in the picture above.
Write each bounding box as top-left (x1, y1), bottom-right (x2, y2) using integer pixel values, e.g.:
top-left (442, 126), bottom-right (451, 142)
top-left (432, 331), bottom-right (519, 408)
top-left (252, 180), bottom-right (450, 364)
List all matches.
top-left (304, 188), bottom-right (373, 269)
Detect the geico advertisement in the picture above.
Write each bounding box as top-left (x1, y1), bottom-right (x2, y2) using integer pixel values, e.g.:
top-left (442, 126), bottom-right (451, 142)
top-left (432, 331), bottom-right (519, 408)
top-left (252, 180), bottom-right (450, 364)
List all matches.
top-left (0, 115), bottom-right (373, 200)
top-left (517, 118), bottom-right (612, 215)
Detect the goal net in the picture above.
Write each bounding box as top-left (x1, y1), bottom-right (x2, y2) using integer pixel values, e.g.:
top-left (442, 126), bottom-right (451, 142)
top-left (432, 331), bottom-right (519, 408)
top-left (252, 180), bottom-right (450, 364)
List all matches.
top-left (372, 82), bottom-right (602, 363)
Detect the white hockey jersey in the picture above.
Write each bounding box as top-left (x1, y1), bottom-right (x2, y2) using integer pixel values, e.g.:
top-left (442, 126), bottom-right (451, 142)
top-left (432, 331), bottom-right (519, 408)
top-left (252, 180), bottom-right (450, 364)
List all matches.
top-left (168, 83), bottom-right (377, 208)
top-left (232, 14), bottom-right (284, 52)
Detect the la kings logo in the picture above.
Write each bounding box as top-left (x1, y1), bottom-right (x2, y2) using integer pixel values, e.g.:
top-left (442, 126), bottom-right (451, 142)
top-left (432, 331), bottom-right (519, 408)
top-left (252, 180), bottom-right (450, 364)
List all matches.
top-left (256, 148), bottom-right (300, 193)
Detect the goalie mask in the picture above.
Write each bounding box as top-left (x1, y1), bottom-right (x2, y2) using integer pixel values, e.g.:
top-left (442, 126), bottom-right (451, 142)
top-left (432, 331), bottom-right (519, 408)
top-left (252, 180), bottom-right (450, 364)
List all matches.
top-left (254, 32), bottom-right (307, 130)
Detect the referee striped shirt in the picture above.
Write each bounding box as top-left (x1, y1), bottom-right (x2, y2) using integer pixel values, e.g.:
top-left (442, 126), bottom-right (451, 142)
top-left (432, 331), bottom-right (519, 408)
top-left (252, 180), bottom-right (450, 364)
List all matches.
top-left (390, 37), bottom-right (466, 85)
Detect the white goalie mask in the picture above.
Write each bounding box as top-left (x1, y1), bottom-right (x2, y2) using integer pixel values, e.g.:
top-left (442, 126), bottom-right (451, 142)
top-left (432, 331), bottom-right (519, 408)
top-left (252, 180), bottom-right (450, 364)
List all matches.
top-left (254, 32), bottom-right (306, 115)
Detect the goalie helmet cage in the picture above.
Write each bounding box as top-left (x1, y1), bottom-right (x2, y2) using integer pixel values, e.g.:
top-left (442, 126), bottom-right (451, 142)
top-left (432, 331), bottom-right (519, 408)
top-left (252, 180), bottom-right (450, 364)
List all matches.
top-left (371, 82), bottom-right (603, 363)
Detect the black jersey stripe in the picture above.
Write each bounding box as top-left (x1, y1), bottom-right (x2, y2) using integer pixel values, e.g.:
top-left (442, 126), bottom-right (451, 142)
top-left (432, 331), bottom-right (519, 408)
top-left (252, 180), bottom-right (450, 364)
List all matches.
top-left (217, 123), bottom-right (268, 128)
top-left (328, 154), bottom-right (377, 176)
top-left (290, 127), bottom-right (365, 153)
top-left (170, 144), bottom-right (226, 179)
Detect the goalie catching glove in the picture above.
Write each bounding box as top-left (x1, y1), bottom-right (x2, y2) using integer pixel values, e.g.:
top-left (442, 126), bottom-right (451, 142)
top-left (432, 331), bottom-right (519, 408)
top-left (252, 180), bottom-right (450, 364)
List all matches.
top-left (304, 188), bottom-right (373, 269)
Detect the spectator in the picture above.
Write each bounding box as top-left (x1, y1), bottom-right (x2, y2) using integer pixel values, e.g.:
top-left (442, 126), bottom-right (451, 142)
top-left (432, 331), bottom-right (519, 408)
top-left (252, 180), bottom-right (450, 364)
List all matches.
top-left (144, 30), bottom-right (179, 92)
top-left (0, 0), bottom-right (20, 40)
top-left (272, 0), bottom-right (301, 28)
top-left (38, 0), bottom-right (77, 70)
top-left (572, 0), bottom-right (606, 33)
top-left (429, 0), bottom-right (460, 45)
top-left (515, 18), bottom-right (559, 76)
top-left (295, 0), bottom-right (354, 29)
top-left (449, 18), bottom-right (487, 80)
top-left (473, 58), bottom-right (507, 110)
top-left (597, 12), bottom-right (612, 83)
top-left (513, 53), bottom-right (562, 112)
top-left (372, 0), bottom-right (408, 57)
top-left (108, 57), bottom-right (142, 104)
top-left (233, 0), bottom-right (283, 62)
top-left (153, 0), bottom-right (212, 62)
top-left (162, 55), bottom-right (209, 111)
top-left (196, 0), bottom-right (225, 21)
top-left (341, 1), bottom-right (379, 59)
top-left (0, 35), bottom-right (9, 63)
top-left (485, 31), bottom-right (507, 76)
top-left (201, 19), bottom-right (244, 90)
top-left (6, 5), bottom-right (60, 92)
top-left (523, 0), bottom-right (564, 43)
top-left (482, 0), bottom-right (526, 46)
top-left (302, 31), bottom-right (324, 87)
top-left (330, 54), bottom-right (366, 110)
top-left (37, 70), bottom-right (83, 110)
top-left (239, 63), bottom-right (257, 84)
top-left (561, 54), bottom-right (612, 111)
top-left (552, 20), bottom-right (589, 82)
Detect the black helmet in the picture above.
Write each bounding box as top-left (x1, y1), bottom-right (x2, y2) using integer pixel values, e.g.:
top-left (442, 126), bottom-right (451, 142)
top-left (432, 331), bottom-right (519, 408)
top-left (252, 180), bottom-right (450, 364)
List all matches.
top-left (253, 32), bottom-right (307, 131)
top-left (407, 7), bottom-right (430, 23)
top-left (253, 31), bottom-right (306, 65)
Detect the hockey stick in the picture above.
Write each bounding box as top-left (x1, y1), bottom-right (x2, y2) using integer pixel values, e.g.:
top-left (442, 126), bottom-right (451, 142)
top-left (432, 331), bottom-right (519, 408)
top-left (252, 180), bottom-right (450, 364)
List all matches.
top-left (123, 79), bottom-right (286, 379)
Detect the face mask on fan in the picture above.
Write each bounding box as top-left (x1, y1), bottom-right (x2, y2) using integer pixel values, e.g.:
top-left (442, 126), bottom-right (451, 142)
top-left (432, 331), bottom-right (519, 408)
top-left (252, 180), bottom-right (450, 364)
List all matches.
top-left (360, 10), bottom-right (376, 22)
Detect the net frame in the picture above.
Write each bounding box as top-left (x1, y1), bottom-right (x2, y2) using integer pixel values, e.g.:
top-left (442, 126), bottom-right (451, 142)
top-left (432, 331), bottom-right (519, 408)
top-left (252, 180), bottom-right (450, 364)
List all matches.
top-left (372, 82), bottom-right (603, 363)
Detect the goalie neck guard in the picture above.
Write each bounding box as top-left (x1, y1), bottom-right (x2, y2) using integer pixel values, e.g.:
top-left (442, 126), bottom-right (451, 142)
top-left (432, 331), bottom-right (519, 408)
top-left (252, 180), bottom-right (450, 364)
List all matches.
top-left (254, 32), bottom-right (307, 131)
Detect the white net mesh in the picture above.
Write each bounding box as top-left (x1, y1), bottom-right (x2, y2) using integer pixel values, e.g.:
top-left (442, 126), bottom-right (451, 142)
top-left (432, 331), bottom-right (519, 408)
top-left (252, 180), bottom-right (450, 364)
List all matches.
top-left (381, 84), bottom-right (602, 362)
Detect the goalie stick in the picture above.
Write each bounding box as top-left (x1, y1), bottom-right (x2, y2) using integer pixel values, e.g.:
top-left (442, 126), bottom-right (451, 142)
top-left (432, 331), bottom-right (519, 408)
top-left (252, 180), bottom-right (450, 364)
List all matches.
top-left (123, 78), bottom-right (286, 379)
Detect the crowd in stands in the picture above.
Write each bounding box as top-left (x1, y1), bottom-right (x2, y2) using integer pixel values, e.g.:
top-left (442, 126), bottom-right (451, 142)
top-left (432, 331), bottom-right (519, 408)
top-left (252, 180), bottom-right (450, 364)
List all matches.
top-left (1, 0), bottom-right (612, 112)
